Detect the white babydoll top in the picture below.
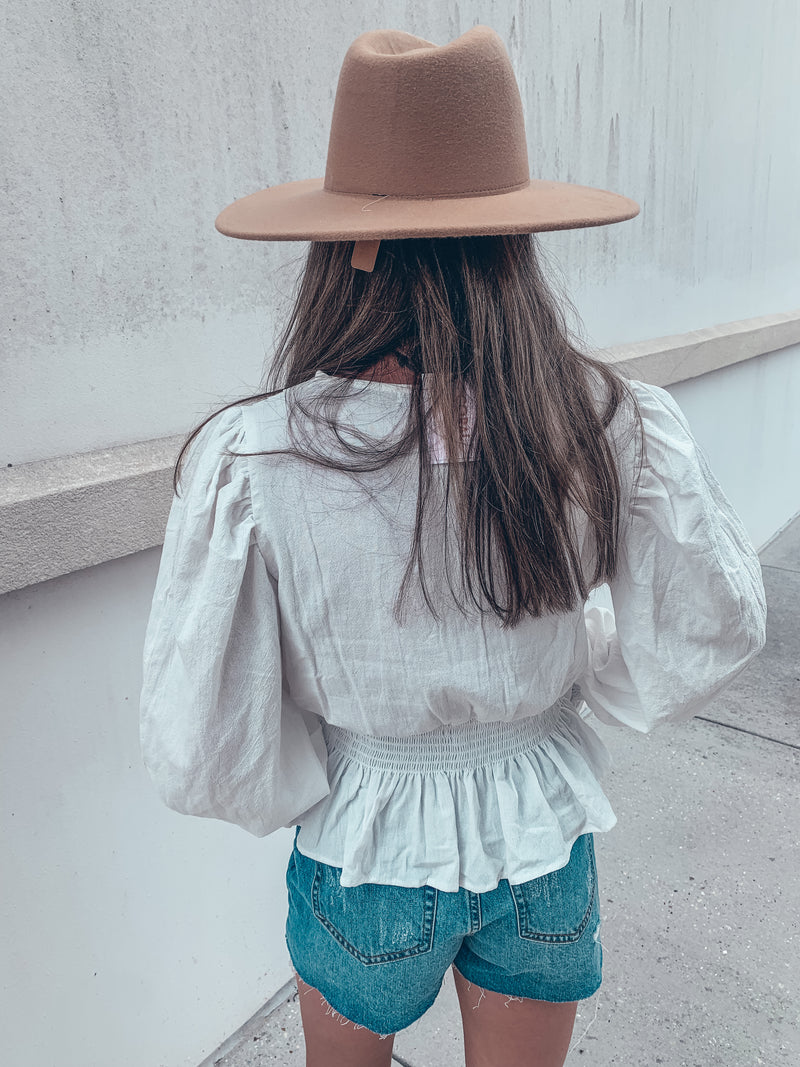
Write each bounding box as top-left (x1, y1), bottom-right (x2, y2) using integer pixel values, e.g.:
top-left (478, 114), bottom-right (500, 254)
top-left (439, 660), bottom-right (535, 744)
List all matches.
top-left (139, 371), bottom-right (767, 892)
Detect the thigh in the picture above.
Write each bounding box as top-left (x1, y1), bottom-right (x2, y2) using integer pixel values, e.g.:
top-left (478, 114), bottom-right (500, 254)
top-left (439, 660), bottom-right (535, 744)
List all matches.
top-left (454, 833), bottom-right (603, 1004)
top-left (285, 837), bottom-right (457, 1037)
top-left (294, 971), bottom-right (396, 1067)
top-left (453, 964), bottom-right (578, 1067)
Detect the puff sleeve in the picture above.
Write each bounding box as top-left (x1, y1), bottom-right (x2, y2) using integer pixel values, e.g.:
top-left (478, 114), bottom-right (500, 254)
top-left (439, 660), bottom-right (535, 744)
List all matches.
top-left (139, 406), bottom-right (330, 835)
top-left (578, 381), bottom-right (767, 733)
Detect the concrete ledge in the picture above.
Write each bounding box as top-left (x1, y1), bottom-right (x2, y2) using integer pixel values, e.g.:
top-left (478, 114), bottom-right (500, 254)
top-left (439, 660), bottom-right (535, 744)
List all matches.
top-left (603, 308), bottom-right (800, 386)
top-left (0, 436), bottom-right (182, 595)
top-left (2, 308), bottom-right (799, 595)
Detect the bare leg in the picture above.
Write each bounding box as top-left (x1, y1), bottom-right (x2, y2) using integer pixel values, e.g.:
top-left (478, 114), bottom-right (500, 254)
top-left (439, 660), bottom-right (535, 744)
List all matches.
top-left (453, 964), bottom-right (578, 1067)
top-left (294, 972), bottom-right (396, 1067)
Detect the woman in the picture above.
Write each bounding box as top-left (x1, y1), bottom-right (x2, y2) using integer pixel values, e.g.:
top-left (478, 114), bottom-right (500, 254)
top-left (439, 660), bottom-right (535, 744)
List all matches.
top-left (139, 26), bottom-right (766, 1067)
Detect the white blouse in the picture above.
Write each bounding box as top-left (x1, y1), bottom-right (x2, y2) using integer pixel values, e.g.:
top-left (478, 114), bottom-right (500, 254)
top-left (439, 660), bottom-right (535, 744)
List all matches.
top-left (139, 372), bottom-right (767, 892)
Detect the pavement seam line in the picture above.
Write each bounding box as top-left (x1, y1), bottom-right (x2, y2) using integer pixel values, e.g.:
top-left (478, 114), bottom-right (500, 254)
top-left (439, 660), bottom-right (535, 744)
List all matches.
top-left (694, 715), bottom-right (800, 751)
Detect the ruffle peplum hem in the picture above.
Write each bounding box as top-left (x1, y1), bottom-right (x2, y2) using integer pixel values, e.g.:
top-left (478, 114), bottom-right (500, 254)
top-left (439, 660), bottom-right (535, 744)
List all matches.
top-left (295, 700), bottom-right (618, 893)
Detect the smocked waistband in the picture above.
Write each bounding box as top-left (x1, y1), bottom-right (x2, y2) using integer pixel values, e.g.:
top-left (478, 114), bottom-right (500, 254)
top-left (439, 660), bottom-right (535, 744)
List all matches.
top-left (321, 700), bottom-right (569, 774)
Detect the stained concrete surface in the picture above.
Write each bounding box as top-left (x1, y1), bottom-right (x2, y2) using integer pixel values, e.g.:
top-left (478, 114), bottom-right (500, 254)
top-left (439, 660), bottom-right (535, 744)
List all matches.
top-left (213, 516), bottom-right (800, 1066)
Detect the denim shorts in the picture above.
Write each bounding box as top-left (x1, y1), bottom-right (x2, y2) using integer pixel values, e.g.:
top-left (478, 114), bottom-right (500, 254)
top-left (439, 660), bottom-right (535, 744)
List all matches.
top-left (285, 828), bottom-right (603, 1036)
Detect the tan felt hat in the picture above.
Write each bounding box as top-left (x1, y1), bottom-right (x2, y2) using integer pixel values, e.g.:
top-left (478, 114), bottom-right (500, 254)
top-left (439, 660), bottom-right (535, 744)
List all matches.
top-left (215, 26), bottom-right (640, 270)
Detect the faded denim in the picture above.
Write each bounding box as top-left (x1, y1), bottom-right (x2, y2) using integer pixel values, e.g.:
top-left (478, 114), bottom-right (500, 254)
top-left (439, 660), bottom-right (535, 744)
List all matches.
top-left (285, 827), bottom-right (603, 1035)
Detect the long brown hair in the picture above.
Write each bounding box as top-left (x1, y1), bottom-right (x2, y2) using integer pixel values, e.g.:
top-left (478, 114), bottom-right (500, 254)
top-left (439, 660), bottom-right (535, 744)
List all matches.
top-left (175, 234), bottom-right (643, 630)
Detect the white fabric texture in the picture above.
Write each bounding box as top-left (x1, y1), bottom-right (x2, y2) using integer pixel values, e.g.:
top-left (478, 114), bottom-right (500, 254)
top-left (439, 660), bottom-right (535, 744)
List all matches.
top-left (298, 697), bottom-right (619, 891)
top-left (139, 373), bottom-right (767, 890)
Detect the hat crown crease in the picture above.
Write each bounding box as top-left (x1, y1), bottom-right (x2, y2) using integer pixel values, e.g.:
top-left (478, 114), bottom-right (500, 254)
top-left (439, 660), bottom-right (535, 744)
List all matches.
top-left (323, 26), bottom-right (531, 199)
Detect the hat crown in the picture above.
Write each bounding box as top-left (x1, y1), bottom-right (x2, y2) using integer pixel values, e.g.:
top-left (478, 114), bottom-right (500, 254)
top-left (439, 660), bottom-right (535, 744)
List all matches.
top-left (324, 26), bottom-right (530, 199)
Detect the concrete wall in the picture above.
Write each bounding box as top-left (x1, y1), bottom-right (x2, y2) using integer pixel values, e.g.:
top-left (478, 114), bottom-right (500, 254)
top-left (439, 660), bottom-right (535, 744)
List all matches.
top-left (3, 0), bottom-right (799, 465)
top-left (3, 1), bottom-right (799, 1065)
top-left (0, 549), bottom-right (295, 1067)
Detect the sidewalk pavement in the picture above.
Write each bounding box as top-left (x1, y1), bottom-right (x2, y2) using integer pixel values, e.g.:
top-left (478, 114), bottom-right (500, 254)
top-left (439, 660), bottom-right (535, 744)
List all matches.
top-left (212, 515), bottom-right (800, 1067)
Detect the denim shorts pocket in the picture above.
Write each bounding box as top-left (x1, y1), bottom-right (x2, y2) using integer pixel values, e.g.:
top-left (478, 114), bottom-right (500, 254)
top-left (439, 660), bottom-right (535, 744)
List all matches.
top-left (311, 860), bottom-right (438, 965)
top-left (509, 834), bottom-right (597, 944)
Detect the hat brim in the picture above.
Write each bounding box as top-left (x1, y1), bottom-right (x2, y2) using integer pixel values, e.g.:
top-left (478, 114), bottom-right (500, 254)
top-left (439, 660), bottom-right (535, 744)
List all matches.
top-left (214, 178), bottom-right (639, 241)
